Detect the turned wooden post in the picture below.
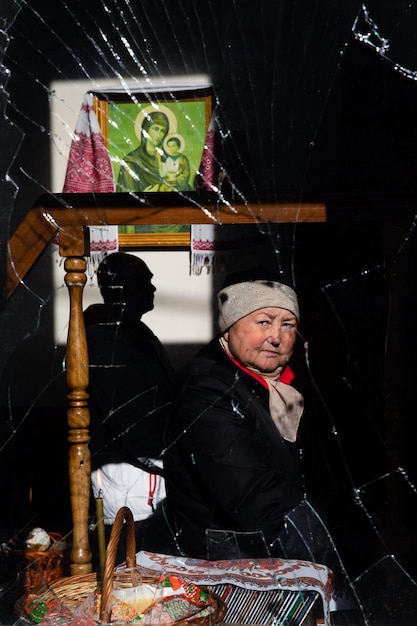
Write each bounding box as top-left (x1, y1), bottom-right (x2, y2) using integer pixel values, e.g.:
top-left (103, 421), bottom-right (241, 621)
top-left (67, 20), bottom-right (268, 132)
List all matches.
top-left (60, 227), bottom-right (93, 574)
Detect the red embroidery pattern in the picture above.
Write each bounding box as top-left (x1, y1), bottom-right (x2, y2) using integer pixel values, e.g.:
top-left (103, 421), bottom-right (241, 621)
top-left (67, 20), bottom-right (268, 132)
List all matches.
top-left (199, 127), bottom-right (215, 189)
top-left (63, 130), bottom-right (114, 193)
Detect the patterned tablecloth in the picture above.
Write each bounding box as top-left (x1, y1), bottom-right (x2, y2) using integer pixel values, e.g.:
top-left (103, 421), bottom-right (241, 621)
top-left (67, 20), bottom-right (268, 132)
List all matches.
top-left (135, 551), bottom-right (333, 626)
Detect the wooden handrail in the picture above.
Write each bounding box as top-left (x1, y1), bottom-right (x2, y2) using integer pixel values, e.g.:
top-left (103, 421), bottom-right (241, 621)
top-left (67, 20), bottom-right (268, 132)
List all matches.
top-left (5, 192), bottom-right (327, 299)
top-left (5, 192), bottom-right (327, 575)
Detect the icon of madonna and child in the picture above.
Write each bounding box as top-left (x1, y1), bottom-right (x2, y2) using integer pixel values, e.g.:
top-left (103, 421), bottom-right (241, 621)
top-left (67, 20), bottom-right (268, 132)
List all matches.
top-left (116, 106), bottom-right (203, 195)
top-left (113, 101), bottom-right (211, 233)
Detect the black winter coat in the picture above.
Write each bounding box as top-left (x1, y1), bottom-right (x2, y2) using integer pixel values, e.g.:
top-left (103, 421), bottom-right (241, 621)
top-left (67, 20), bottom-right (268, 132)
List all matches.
top-left (84, 303), bottom-right (174, 473)
top-left (163, 338), bottom-right (304, 559)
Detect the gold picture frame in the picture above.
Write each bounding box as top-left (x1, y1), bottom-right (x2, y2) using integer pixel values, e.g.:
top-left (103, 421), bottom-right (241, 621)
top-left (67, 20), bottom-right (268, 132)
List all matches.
top-left (92, 86), bottom-right (214, 247)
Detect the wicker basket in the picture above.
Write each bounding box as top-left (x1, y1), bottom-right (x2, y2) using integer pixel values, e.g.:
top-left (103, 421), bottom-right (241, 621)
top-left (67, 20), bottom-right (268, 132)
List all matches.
top-left (17, 506), bottom-right (226, 625)
top-left (23, 532), bottom-right (67, 591)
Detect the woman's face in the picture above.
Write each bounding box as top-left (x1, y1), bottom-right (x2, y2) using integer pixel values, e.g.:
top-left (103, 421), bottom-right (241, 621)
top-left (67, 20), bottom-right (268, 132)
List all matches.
top-left (146, 122), bottom-right (168, 148)
top-left (224, 307), bottom-right (297, 374)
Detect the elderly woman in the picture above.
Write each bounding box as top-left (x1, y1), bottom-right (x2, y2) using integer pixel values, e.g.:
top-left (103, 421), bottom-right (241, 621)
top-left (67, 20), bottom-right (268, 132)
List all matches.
top-left (163, 269), bottom-right (307, 560)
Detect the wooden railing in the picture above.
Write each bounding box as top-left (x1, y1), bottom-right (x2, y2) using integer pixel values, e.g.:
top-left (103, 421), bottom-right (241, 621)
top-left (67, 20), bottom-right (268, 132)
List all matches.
top-left (5, 192), bottom-right (327, 574)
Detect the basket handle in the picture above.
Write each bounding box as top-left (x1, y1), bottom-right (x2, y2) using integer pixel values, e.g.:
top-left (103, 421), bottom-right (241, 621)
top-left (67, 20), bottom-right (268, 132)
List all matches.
top-left (100, 506), bottom-right (137, 623)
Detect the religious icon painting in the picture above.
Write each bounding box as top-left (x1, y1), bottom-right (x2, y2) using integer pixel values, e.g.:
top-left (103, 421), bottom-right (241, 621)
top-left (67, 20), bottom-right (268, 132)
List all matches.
top-left (92, 83), bottom-right (215, 246)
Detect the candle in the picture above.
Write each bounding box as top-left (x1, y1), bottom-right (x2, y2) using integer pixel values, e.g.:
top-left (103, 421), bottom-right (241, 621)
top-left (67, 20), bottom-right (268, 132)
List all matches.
top-left (95, 470), bottom-right (107, 583)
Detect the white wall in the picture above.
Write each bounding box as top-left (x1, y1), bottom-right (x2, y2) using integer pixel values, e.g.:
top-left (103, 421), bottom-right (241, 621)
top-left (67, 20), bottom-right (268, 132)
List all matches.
top-left (50, 77), bottom-right (213, 345)
top-left (53, 249), bottom-right (213, 345)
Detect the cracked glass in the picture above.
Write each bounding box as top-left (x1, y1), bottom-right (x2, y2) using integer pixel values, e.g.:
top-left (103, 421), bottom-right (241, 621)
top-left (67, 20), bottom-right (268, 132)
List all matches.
top-left (1, 1), bottom-right (417, 625)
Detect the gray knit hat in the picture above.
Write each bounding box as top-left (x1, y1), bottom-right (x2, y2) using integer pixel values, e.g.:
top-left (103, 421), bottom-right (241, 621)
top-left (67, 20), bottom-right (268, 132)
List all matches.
top-left (217, 279), bottom-right (299, 332)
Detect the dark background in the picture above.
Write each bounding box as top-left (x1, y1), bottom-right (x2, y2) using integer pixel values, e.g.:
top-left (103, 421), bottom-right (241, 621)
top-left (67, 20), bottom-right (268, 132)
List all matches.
top-left (1, 1), bottom-right (417, 622)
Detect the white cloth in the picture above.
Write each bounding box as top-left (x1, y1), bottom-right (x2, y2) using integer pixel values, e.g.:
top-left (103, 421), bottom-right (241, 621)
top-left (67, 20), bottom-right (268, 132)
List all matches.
top-left (191, 224), bottom-right (216, 274)
top-left (91, 462), bottom-right (166, 524)
top-left (191, 224), bottom-right (266, 275)
top-left (61, 92), bottom-right (118, 273)
top-left (135, 550), bottom-right (333, 626)
top-left (63, 92), bottom-right (115, 193)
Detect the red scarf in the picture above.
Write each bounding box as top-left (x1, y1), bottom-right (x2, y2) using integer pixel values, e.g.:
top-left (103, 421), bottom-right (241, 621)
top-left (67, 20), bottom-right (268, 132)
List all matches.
top-left (225, 351), bottom-right (295, 388)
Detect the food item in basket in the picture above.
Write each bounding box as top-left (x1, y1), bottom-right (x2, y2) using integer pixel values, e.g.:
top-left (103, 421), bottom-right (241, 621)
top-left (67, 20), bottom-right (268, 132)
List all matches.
top-left (108, 593), bottom-right (217, 625)
top-left (22, 593), bottom-right (60, 623)
top-left (86, 588), bottom-right (150, 623)
top-left (161, 576), bottom-right (210, 604)
top-left (140, 594), bottom-right (216, 624)
top-left (25, 528), bottom-right (51, 552)
top-left (72, 566), bottom-right (221, 626)
top-left (111, 581), bottom-right (161, 619)
top-left (110, 599), bottom-right (141, 622)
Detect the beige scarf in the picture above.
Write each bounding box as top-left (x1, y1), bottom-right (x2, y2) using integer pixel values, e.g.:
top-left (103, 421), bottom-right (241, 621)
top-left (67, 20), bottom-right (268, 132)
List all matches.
top-left (219, 337), bottom-right (304, 442)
